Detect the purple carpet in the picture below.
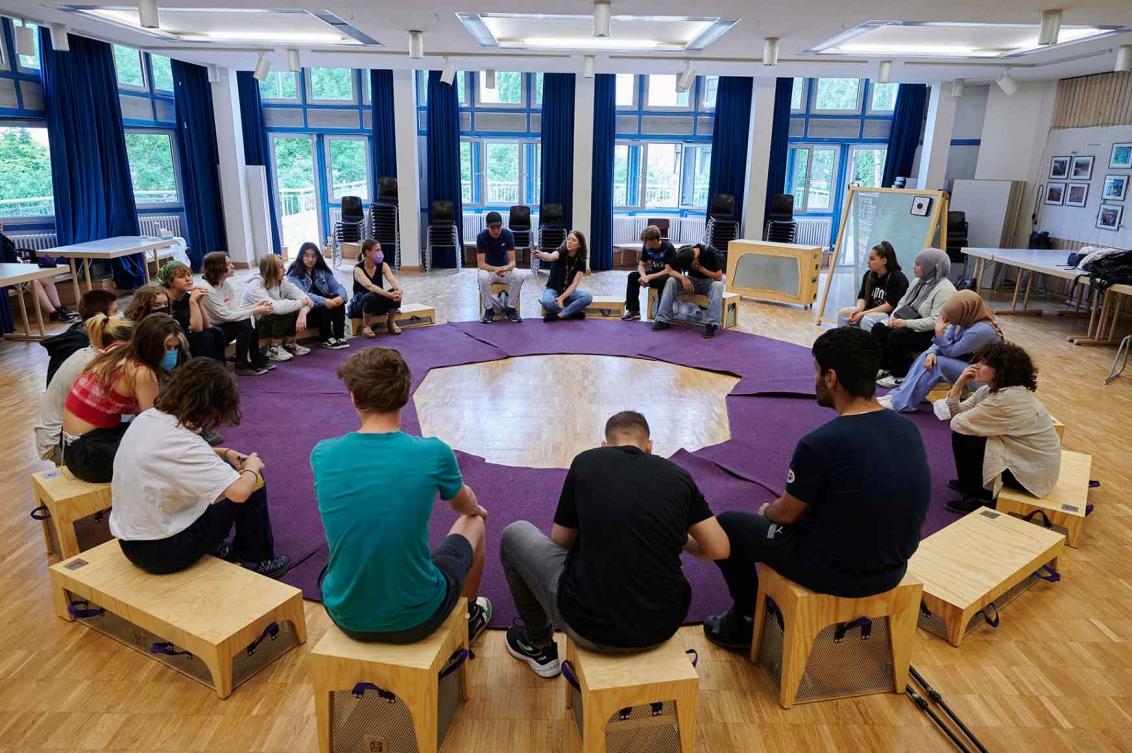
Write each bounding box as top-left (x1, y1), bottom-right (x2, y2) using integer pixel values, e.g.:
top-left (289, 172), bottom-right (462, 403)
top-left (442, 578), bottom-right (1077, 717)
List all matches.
top-left (222, 320), bottom-right (958, 626)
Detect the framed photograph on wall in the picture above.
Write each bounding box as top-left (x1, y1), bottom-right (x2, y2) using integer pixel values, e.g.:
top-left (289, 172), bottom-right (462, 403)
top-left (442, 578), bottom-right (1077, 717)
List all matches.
top-left (1049, 156), bottom-right (1071, 179)
top-left (1110, 143), bottom-right (1132, 169)
top-left (1065, 183), bottom-right (1089, 207)
top-left (1102, 174), bottom-right (1128, 201)
top-left (1096, 203), bottom-right (1123, 231)
top-left (1070, 156), bottom-right (1094, 181)
top-left (1044, 182), bottom-right (1065, 205)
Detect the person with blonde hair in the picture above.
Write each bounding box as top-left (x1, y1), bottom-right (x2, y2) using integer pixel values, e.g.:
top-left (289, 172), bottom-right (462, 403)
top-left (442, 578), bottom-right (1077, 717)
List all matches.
top-left (198, 252), bottom-right (273, 376)
top-left (241, 254), bottom-right (314, 362)
top-left (158, 261), bottom-right (227, 362)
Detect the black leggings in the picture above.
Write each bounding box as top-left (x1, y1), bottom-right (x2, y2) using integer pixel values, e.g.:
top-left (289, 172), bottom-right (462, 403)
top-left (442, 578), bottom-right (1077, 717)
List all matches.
top-left (307, 305), bottom-right (346, 340)
top-left (218, 319), bottom-right (262, 366)
top-left (625, 272), bottom-right (668, 312)
top-left (185, 326), bottom-right (228, 362)
top-left (259, 312), bottom-right (299, 340)
top-left (951, 431), bottom-right (1022, 500)
top-left (64, 424), bottom-right (130, 483)
top-left (871, 323), bottom-right (935, 377)
top-left (349, 291), bottom-right (398, 318)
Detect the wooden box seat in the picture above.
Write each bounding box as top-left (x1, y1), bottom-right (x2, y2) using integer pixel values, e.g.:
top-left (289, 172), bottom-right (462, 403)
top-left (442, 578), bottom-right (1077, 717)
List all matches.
top-left (563, 636), bottom-right (698, 753)
top-left (647, 288), bottom-right (739, 329)
top-left (49, 540), bottom-right (306, 698)
top-left (750, 565), bottom-right (922, 708)
top-left (31, 467), bottom-right (112, 563)
top-left (907, 508), bottom-right (1066, 647)
top-left (478, 280), bottom-right (522, 315)
top-left (997, 450), bottom-right (1091, 547)
top-left (311, 598), bottom-right (469, 753)
top-left (348, 303), bottom-right (438, 338)
top-left (584, 296), bottom-right (626, 318)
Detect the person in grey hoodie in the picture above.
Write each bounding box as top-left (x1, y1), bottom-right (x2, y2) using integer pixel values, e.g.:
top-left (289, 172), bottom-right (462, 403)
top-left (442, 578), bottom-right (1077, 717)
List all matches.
top-left (241, 254), bottom-right (313, 363)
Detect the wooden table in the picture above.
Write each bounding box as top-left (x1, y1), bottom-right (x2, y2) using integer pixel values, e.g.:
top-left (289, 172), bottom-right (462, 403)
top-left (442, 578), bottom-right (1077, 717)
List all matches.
top-left (43, 236), bottom-right (176, 300)
top-left (1, 262), bottom-right (69, 340)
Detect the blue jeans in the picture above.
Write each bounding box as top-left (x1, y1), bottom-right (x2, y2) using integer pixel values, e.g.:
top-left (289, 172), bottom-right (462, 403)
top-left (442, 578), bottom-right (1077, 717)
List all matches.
top-left (655, 276), bottom-right (723, 326)
top-left (541, 288), bottom-right (592, 317)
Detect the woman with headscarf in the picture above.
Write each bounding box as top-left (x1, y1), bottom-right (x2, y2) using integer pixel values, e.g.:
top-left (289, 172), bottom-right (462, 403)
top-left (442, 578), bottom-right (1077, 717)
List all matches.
top-left (872, 248), bottom-right (956, 385)
top-left (878, 290), bottom-right (1003, 412)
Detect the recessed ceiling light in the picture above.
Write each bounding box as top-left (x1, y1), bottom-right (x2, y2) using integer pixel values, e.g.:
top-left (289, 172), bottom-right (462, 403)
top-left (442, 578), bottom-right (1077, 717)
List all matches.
top-left (516, 36), bottom-right (664, 50)
top-left (458, 13), bottom-right (736, 52)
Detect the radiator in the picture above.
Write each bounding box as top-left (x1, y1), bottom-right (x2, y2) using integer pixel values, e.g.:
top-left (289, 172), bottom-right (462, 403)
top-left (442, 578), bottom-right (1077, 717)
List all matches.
top-left (795, 217), bottom-right (833, 248)
top-left (9, 232), bottom-right (58, 251)
top-left (675, 217), bottom-right (706, 245)
top-left (138, 215), bottom-right (183, 238)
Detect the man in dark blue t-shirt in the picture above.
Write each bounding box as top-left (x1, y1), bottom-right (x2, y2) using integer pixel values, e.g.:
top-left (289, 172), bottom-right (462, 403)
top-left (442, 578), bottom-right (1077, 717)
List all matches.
top-left (476, 211), bottom-right (523, 323)
top-left (703, 327), bottom-right (931, 650)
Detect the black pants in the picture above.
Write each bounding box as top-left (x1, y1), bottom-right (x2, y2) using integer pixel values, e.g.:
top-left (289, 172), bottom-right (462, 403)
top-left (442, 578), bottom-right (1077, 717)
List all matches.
top-left (185, 326), bottom-right (228, 363)
top-left (259, 311), bottom-right (298, 340)
top-left (64, 424), bottom-right (130, 483)
top-left (872, 323), bottom-right (935, 377)
top-left (218, 319), bottom-right (263, 366)
top-left (625, 272), bottom-right (669, 313)
top-left (118, 487), bottom-right (276, 574)
top-left (348, 291), bottom-right (397, 318)
top-left (307, 305), bottom-right (346, 340)
top-left (951, 431), bottom-right (1022, 500)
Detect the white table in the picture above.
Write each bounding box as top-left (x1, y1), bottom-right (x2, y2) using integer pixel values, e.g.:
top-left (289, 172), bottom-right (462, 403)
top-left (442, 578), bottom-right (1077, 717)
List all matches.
top-left (0, 263), bottom-right (69, 340)
top-left (42, 236), bottom-right (176, 300)
top-left (963, 247), bottom-right (1086, 316)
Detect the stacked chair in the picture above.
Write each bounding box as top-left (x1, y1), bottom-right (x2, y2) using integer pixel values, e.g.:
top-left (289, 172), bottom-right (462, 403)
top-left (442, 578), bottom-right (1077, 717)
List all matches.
top-left (946, 210), bottom-right (968, 264)
top-left (334, 196), bottom-right (366, 266)
top-left (425, 200), bottom-right (461, 273)
top-left (646, 217), bottom-right (671, 241)
top-left (368, 176), bottom-right (401, 270)
top-left (764, 193), bottom-right (798, 244)
top-left (537, 202), bottom-right (567, 276)
top-left (704, 193), bottom-right (739, 267)
top-left (508, 205), bottom-right (533, 268)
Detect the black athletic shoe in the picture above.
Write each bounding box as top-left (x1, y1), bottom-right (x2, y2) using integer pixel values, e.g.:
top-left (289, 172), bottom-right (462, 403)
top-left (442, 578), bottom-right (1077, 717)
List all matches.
top-left (703, 609), bottom-right (753, 651)
top-left (945, 495), bottom-right (992, 515)
top-left (235, 363), bottom-right (270, 376)
top-left (543, 312), bottom-right (558, 323)
top-left (244, 554), bottom-right (292, 580)
top-left (505, 624), bottom-right (561, 678)
top-left (621, 310), bottom-right (641, 321)
top-left (652, 321), bottom-right (670, 332)
top-left (481, 308), bottom-right (495, 324)
top-left (212, 539), bottom-right (238, 562)
top-left (56, 306), bottom-right (82, 323)
top-left (568, 311), bottom-right (585, 321)
top-left (947, 479), bottom-right (962, 493)
top-left (467, 596), bottom-right (493, 644)
top-left (505, 308), bottom-right (522, 323)
top-left (703, 323), bottom-right (717, 339)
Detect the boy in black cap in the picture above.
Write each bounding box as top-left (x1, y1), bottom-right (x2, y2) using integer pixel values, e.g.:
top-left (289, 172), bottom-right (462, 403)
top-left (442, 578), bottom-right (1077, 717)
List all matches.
top-left (476, 211), bottom-right (523, 323)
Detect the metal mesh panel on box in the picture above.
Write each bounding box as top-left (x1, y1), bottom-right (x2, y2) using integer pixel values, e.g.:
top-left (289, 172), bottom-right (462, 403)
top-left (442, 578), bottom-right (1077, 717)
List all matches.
top-left (329, 657), bottom-right (464, 753)
top-left (568, 682), bottom-right (681, 753)
top-left (918, 562), bottom-right (1055, 639)
top-left (757, 607), bottom-right (895, 703)
top-left (231, 621), bottom-right (300, 687)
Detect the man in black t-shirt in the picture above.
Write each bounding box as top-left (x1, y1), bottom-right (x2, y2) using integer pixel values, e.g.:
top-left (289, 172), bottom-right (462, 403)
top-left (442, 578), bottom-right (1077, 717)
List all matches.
top-left (703, 327), bottom-right (930, 650)
top-left (623, 225), bottom-right (676, 321)
top-left (500, 411), bottom-right (730, 677)
top-left (652, 243), bottom-right (726, 338)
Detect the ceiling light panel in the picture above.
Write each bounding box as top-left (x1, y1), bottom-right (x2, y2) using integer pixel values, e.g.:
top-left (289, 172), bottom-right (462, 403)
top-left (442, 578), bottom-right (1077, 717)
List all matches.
top-left (458, 12), bottom-right (736, 52)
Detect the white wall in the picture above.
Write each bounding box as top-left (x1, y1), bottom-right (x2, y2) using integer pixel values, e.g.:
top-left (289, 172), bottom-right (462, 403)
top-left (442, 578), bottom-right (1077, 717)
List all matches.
top-left (572, 76), bottom-right (595, 244)
top-left (210, 68), bottom-right (254, 266)
top-left (944, 85), bottom-right (988, 190)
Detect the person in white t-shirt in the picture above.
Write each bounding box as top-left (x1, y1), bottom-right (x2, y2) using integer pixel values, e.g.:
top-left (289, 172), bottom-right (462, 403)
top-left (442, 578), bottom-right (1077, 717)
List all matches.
top-left (109, 358), bottom-right (291, 578)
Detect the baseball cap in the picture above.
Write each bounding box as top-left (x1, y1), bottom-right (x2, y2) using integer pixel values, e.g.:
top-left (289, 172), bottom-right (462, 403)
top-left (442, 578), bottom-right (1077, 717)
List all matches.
top-left (485, 211), bottom-right (503, 227)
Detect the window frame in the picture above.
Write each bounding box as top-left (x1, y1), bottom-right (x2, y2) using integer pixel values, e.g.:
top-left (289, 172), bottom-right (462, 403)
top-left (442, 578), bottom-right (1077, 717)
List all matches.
top-left (112, 44), bottom-right (148, 92)
top-left (13, 19), bottom-right (40, 72)
top-left (640, 141), bottom-right (685, 210)
top-left (306, 66), bottom-right (358, 104)
top-left (700, 76), bottom-right (718, 111)
top-left (811, 77), bottom-right (864, 115)
top-left (612, 142), bottom-right (638, 210)
top-left (643, 74), bottom-right (691, 111)
top-left (0, 122), bottom-right (56, 221)
top-left (867, 81), bottom-right (899, 115)
top-left (268, 132), bottom-right (321, 243)
top-left (475, 71), bottom-right (524, 109)
top-left (614, 73), bottom-right (637, 111)
top-left (123, 128), bottom-right (183, 209)
top-left (680, 144), bottom-right (712, 209)
top-left (148, 54), bottom-right (175, 94)
top-left (790, 77), bottom-right (807, 113)
top-left (323, 134), bottom-right (372, 202)
top-left (846, 145), bottom-right (888, 189)
top-left (786, 143), bottom-right (840, 214)
top-left (260, 70), bottom-right (301, 103)
top-left (461, 136), bottom-right (538, 208)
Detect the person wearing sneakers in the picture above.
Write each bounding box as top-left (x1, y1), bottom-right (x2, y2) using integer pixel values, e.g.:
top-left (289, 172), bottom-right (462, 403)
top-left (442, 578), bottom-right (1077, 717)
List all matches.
top-left (348, 240), bottom-right (404, 338)
top-left (535, 230), bottom-right (592, 322)
top-left (199, 252), bottom-right (274, 376)
top-left (702, 328), bottom-right (930, 650)
top-left (241, 254), bottom-right (314, 363)
top-left (652, 243), bottom-right (725, 339)
top-left (500, 411), bottom-right (730, 677)
top-left (287, 241), bottom-right (350, 350)
top-left (476, 211), bottom-right (523, 323)
top-left (312, 347), bottom-right (492, 644)
top-left (623, 225), bottom-right (676, 321)
top-left (110, 359), bottom-right (292, 579)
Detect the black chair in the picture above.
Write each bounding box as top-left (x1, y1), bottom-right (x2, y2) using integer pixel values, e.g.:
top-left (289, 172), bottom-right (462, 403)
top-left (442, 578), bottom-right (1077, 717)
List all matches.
top-left (368, 177), bottom-right (400, 269)
top-left (508, 205), bottom-right (533, 266)
top-left (377, 176), bottom-right (398, 203)
top-left (709, 193), bottom-right (735, 220)
top-left (425, 200), bottom-right (460, 273)
top-left (764, 193), bottom-right (797, 243)
top-left (333, 195), bottom-right (366, 265)
top-left (645, 217), bottom-right (671, 240)
top-left (946, 210), bottom-right (968, 263)
top-left (705, 193), bottom-right (738, 265)
top-left (537, 202), bottom-right (567, 275)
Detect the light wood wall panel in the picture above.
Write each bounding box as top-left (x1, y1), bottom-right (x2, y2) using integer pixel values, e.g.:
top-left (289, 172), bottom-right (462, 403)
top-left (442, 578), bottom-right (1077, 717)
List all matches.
top-left (1052, 72), bottom-right (1132, 128)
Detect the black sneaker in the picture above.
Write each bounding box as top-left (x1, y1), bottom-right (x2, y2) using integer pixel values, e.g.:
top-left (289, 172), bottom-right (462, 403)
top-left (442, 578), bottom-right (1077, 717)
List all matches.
top-left (505, 624), bottom-right (560, 678)
top-left (505, 308), bottom-right (522, 323)
top-left (703, 323), bottom-right (717, 339)
top-left (202, 429), bottom-right (224, 446)
top-left (212, 539), bottom-right (238, 562)
top-left (652, 321), bottom-right (670, 332)
top-left (543, 312), bottom-right (558, 323)
top-left (235, 363), bottom-right (270, 376)
top-left (703, 609), bottom-right (753, 651)
top-left (244, 554), bottom-right (292, 580)
top-left (481, 308), bottom-right (495, 324)
top-left (947, 479), bottom-right (962, 493)
top-left (57, 306), bottom-right (82, 323)
top-left (621, 310), bottom-right (641, 321)
top-left (467, 596), bottom-right (493, 644)
top-left (568, 311), bottom-right (585, 321)
top-left (945, 495), bottom-right (991, 515)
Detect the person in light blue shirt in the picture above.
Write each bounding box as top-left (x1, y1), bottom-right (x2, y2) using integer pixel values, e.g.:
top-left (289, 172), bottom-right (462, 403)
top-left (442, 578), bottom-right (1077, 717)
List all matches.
top-left (879, 290), bottom-right (1003, 412)
top-left (311, 347), bottom-right (492, 644)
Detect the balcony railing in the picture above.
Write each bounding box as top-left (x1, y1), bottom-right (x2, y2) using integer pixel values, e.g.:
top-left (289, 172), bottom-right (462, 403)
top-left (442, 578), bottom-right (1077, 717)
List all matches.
top-left (0, 189), bottom-right (180, 219)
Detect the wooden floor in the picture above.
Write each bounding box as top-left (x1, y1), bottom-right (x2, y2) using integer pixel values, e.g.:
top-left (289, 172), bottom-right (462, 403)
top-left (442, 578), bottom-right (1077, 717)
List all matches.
top-left (1, 267), bottom-right (1130, 753)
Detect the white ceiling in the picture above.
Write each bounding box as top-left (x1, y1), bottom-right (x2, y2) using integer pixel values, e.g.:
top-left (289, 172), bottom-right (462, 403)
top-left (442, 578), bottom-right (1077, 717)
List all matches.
top-left (4, 0), bottom-right (1132, 85)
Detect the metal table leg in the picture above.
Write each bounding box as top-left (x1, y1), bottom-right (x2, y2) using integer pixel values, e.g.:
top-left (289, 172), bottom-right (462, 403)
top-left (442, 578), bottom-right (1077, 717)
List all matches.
top-left (1105, 335), bottom-right (1131, 384)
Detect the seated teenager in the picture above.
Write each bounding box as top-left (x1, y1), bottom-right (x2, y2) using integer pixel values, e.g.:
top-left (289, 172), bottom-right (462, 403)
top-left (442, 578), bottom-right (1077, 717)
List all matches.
top-left (199, 251), bottom-right (273, 375)
top-left (535, 230), bottom-right (592, 322)
top-left (942, 342), bottom-right (1061, 514)
top-left (61, 313), bottom-right (187, 483)
top-left (880, 290), bottom-right (1003, 413)
top-left (241, 254), bottom-right (314, 362)
top-left (501, 411), bottom-right (730, 677)
top-left (0, 219), bottom-right (80, 323)
top-left (652, 243), bottom-right (726, 339)
top-left (476, 211), bottom-right (523, 323)
top-left (837, 241), bottom-right (909, 330)
top-left (873, 248), bottom-right (956, 386)
top-left (347, 240), bottom-right (403, 338)
top-left (35, 315), bottom-right (135, 465)
top-left (110, 358), bottom-right (291, 578)
top-left (158, 260), bottom-right (228, 363)
top-left (622, 225), bottom-right (676, 321)
top-left (123, 284), bottom-right (170, 321)
top-left (41, 289), bottom-right (119, 386)
top-left (703, 327), bottom-right (930, 650)
top-left (311, 347), bottom-right (492, 644)
top-left (286, 242), bottom-right (350, 349)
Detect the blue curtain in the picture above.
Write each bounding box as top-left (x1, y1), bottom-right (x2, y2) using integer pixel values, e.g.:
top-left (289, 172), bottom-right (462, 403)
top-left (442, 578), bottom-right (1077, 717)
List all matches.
top-left (370, 70), bottom-right (397, 186)
top-left (882, 84), bottom-right (928, 188)
top-left (764, 77), bottom-right (794, 225)
top-left (236, 71), bottom-right (283, 254)
top-left (540, 73), bottom-right (576, 229)
top-left (590, 74), bottom-right (615, 271)
top-left (706, 76), bottom-right (753, 225)
top-left (172, 60), bottom-right (227, 270)
top-left (425, 70), bottom-right (463, 267)
top-left (40, 30), bottom-right (145, 289)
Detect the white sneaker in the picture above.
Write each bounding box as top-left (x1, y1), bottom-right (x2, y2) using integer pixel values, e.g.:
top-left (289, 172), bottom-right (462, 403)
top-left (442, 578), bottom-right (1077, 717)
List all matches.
top-left (284, 342), bottom-right (311, 356)
top-left (933, 399), bottom-right (953, 421)
top-left (267, 345), bottom-right (292, 362)
top-left (876, 374), bottom-right (902, 388)
top-left (877, 394), bottom-right (894, 410)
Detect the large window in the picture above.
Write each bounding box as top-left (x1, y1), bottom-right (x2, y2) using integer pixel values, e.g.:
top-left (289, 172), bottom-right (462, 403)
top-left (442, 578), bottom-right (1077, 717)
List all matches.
top-left (615, 74), bottom-right (636, 109)
top-left (848, 146), bottom-right (887, 188)
top-left (150, 55), bottom-right (174, 93)
top-left (613, 144), bottom-right (634, 208)
top-left (701, 76), bottom-right (718, 110)
top-left (682, 145), bottom-right (711, 209)
top-left (326, 137), bottom-right (370, 200)
top-left (124, 131), bottom-right (180, 206)
top-left (869, 82), bottom-right (898, 113)
top-left (308, 67), bottom-right (355, 102)
top-left (459, 138), bottom-right (538, 207)
top-left (113, 44), bottom-right (145, 89)
top-left (790, 78), bottom-right (806, 111)
top-left (13, 19), bottom-right (40, 71)
top-left (813, 78), bottom-right (862, 112)
top-left (478, 71), bottom-right (522, 106)
top-left (644, 142), bottom-right (681, 207)
top-left (645, 74), bottom-right (689, 109)
top-left (0, 126), bottom-right (54, 218)
top-left (484, 142), bottom-right (519, 203)
top-left (271, 135), bottom-right (318, 251)
top-left (259, 71), bottom-right (298, 101)
top-left (788, 145), bottom-right (838, 212)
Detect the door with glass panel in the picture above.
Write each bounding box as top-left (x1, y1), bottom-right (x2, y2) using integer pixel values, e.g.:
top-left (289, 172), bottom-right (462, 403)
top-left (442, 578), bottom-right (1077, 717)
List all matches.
top-left (271, 135), bottom-right (320, 253)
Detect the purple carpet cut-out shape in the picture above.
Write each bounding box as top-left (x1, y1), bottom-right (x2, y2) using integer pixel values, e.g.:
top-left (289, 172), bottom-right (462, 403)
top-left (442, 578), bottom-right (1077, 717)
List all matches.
top-left (222, 319), bottom-right (962, 626)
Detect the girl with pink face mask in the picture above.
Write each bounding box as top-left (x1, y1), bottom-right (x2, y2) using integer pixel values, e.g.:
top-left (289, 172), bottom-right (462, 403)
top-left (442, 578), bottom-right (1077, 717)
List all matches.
top-left (348, 240), bottom-right (404, 337)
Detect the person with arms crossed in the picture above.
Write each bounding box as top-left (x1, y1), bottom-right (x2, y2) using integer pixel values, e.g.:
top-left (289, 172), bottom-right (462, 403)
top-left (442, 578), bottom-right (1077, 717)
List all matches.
top-left (622, 225), bottom-right (677, 321)
top-left (652, 243), bottom-right (726, 339)
top-left (158, 261), bottom-right (228, 363)
top-left (476, 211), bottom-right (523, 323)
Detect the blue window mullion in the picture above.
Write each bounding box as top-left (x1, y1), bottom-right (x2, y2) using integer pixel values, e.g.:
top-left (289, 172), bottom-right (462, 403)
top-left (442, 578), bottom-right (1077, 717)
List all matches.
top-left (314, 134), bottom-right (329, 240)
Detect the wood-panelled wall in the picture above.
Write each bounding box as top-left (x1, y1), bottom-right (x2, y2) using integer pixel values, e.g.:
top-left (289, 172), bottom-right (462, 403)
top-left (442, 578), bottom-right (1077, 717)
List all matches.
top-left (1052, 71), bottom-right (1132, 128)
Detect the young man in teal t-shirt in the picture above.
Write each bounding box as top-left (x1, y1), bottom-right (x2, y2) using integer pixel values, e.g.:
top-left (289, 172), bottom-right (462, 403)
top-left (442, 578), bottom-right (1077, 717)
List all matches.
top-left (311, 347), bottom-right (491, 643)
